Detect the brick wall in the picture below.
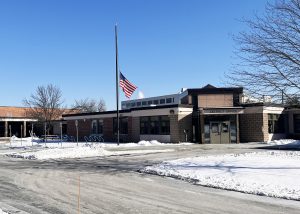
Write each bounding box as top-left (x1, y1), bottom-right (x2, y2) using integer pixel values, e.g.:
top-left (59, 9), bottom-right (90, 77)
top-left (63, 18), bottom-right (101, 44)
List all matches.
top-left (103, 118), bottom-right (113, 141)
top-left (170, 113), bottom-right (193, 143)
top-left (67, 119), bottom-right (91, 141)
top-left (102, 117), bottom-right (133, 142)
top-left (240, 113), bottom-right (268, 142)
top-left (170, 114), bottom-right (179, 143)
top-left (131, 117), bottom-right (140, 142)
top-left (178, 114), bottom-right (193, 142)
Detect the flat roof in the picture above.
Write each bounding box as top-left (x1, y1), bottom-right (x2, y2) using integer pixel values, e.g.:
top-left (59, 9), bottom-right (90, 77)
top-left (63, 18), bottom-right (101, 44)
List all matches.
top-left (62, 104), bottom-right (193, 117)
top-left (187, 87), bottom-right (243, 95)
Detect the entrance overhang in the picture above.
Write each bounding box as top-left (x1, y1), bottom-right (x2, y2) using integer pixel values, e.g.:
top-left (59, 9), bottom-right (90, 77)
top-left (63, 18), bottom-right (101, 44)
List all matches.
top-left (201, 107), bottom-right (244, 115)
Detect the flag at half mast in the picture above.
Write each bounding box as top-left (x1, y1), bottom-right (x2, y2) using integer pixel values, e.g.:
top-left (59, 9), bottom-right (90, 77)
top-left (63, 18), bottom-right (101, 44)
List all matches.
top-left (119, 72), bottom-right (137, 99)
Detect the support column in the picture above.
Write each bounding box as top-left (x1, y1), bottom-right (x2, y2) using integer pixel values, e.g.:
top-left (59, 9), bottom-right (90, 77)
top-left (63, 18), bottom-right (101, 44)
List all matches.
top-left (23, 121), bottom-right (27, 137)
top-left (236, 114), bottom-right (240, 144)
top-left (4, 121), bottom-right (8, 137)
top-left (200, 114), bottom-right (205, 144)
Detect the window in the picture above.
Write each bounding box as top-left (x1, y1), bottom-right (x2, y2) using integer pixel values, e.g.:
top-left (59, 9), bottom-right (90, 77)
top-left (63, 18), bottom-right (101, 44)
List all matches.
top-left (294, 114), bottom-right (300, 133)
top-left (140, 116), bottom-right (170, 135)
top-left (268, 114), bottom-right (285, 133)
top-left (166, 98), bottom-right (172, 103)
top-left (113, 117), bottom-right (128, 134)
top-left (160, 99), bottom-right (165, 104)
top-left (98, 120), bottom-right (103, 134)
top-left (211, 123), bottom-right (219, 133)
top-left (153, 100), bottom-right (159, 105)
top-left (126, 103), bottom-right (130, 108)
top-left (150, 116), bottom-right (160, 134)
top-left (137, 102), bottom-right (141, 107)
top-left (142, 101), bottom-right (147, 106)
top-left (140, 117), bottom-right (149, 134)
top-left (91, 120), bottom-right (103, 135)
top-left (131, 102), bottom-right (136, 107)
top-left (91, 120), bottom-right (98, 134)
top-left (160, 116), bottom-right (170, 134)
top-left (148, 100), bottom-right (153, 105)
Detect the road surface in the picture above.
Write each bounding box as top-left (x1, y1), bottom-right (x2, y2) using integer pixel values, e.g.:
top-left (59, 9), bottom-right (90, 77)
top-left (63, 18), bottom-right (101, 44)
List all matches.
top-left (0, 143), bottom-right (299, 213)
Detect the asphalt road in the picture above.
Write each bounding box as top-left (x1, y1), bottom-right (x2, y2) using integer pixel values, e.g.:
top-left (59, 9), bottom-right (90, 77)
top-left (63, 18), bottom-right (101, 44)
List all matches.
top-left (0, 143), bottom-right (299, 214)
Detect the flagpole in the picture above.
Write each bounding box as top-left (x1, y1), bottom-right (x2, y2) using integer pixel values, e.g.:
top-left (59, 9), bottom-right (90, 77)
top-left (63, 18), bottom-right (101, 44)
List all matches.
top-left (115, 24), bottom-right (120, 146)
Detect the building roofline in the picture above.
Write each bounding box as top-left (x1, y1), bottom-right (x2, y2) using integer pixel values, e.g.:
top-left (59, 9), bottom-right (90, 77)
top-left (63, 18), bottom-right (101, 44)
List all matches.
top-left (62, 104), bottom-right (193, 117)
top-left (187, 87), bottom-right (243, 94)
top-left (121, 93), bottom-right (180, 103)
top-left (241, 102), bottom-right (284, 107)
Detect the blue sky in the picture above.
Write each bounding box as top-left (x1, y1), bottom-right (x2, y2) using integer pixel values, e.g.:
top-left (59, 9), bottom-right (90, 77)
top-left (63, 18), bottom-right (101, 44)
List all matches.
top-left (0, 0), bottom-right (270, 110)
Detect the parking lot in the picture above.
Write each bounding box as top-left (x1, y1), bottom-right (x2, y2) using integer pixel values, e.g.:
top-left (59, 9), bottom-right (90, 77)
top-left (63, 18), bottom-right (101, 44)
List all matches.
top-left (0, 143), bottom-right (300, 214)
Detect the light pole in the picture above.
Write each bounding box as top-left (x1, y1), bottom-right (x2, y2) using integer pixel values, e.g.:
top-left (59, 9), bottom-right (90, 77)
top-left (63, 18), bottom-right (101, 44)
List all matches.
top-left (75, 120), bottom-right (79, 146)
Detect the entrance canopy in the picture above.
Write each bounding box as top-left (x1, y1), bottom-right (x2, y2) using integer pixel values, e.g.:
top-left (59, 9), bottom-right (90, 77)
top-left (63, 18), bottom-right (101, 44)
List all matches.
top-left (201, 107), bottom-right (244, 115)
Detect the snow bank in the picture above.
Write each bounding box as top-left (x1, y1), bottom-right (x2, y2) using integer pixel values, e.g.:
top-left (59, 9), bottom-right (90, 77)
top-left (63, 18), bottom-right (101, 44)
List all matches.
top-left (268, 139), bottom-right (300, 149)
top-left (5, 138), bottom-right (193, 149)
top-left (8, 136), bottom-right (40, 147)
top-left (7, 145), bottom-right (174, 160)
top-left (142, 151), bottom-right (300, 200)
top-left (0, 209), bottom-right (8, 214)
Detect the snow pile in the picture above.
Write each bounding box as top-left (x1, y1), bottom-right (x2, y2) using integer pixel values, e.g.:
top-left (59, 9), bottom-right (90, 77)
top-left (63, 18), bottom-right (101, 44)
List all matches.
top-left (0, 209), bottom-right (8, 214)
top-left (142, 151), bottom-right (300, 200)
top-left (268, 139), bottom-right (300, 149)
top-left (5, 138), bottom-right (192, 149)
top-left (8, 146), bottom-right (113, 160)
top-left (7, 145), bottom-right (174, 160)
top-left (9, 136), bottom-right (40, 147)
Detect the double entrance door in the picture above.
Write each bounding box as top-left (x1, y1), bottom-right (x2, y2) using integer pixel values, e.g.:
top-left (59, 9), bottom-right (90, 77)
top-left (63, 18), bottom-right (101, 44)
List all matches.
top-left (210, 121), bottom-right (230, 144)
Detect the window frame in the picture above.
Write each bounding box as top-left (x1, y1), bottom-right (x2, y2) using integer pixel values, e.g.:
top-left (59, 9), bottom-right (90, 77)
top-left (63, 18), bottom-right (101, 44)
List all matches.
top-left (140, 116), bottom-right (170, 135)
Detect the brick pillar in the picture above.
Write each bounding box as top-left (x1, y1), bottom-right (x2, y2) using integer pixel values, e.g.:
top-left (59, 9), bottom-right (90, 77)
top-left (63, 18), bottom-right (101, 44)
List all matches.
top-left (4, 121), bottom-right (8, 137)
top-left (131, 117), bottom-right (140, 142)
top-left (200, 114), bottom-right (205, 144)
top-left (170, 114), bottom-right (179, 143)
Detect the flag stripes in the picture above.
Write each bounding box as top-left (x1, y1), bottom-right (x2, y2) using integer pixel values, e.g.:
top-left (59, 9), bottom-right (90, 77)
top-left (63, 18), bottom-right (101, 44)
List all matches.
top-left (119, 72), bottom-right (137, 98)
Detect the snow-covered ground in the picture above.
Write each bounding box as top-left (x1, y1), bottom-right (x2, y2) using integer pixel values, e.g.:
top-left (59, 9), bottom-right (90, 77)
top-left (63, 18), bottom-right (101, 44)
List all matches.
top-left (0, 209), bottom-right (7, 214)
top-left (6, 137), bottom-right (192, 149)
top-left (142, 151), bottom-right (300, 200)
top-left (1, 137), bottom-right (194, 160)
top-left (7, 145), bottom-right (174, 160)
top-left (267, 139), bottom-right (300, 149)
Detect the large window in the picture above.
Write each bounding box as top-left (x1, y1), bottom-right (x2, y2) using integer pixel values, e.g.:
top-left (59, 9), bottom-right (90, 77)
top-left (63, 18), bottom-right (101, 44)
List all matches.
top-left (113, 117), bottom-right (128, 134)
top-left (91, 119), bottom-right (103, 135)
top-left (294, 114), bottom-right (300, 133)
top-left (268, 114), bottom-right (285, 133)
top-left (166, 98), bottom-right (172, 103)
top-left (140, 116), bottom-right (170, 135)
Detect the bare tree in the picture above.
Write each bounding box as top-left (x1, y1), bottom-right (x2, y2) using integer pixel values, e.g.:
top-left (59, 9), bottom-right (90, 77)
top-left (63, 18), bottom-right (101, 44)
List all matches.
top-left (23, 84), bottom-right (65, 134)
top-left (227, 0), bottom-right (300, 103)
top-left (72, 98), bottom-right (106, 113)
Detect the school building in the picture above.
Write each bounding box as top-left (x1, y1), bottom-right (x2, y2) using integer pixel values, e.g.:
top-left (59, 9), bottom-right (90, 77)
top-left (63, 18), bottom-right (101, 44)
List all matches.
top-left (62, 84), bottom-right (298, 144)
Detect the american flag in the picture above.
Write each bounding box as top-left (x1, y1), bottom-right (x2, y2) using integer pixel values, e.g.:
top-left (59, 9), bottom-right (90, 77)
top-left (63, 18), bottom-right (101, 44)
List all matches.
top-left (119, 72), bottom-right (137, 99)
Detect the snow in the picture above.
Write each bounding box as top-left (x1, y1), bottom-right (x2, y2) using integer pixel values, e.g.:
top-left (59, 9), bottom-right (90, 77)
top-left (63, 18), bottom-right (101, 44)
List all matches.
top-left (6, 145), bottom-right (174, 160)
top-left (0, 209), bottom-right (7, 214)
top-left (142, 151), bottom-right (300, 200)
top-left (3, 137), bottom-right (190, 160)
top-left (6, 137), bottom-right (192, 149)
top-left (8, 136), bottom-right (40, 147)
top-left (267, 139), bottom-right (300, 149)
